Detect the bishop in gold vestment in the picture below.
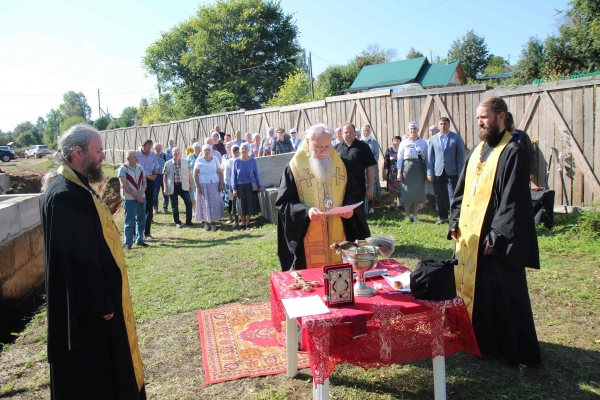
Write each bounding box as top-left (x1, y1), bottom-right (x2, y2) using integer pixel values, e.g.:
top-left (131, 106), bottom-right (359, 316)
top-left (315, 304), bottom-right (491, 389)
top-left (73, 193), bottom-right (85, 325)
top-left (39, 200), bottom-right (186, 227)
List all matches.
top-left (276, 123), bottom-right (370, 271)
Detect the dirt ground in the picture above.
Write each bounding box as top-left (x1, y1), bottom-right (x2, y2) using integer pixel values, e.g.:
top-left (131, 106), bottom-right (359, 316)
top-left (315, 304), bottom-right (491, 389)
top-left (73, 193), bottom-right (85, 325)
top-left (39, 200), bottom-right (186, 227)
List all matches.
top-left (0, 156), bottom-right (49, 194)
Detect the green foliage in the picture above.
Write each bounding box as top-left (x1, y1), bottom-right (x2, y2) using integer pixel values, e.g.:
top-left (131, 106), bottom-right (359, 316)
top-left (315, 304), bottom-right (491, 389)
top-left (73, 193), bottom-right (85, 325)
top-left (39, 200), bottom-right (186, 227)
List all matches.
top-left (93, 116), bottom-right (111, 131)
top-left (481, 55), bottom-right (509, 77)
top-left (59, 116), bottom-right (85, 134)
top-left (354, 43), bottom-right (397, 67)
top-left (406, 47), bottom-right (424, 59)
top-left (140, 95), bottom-right (180, 125)
top-left (266, 69), bottom-right (312, 107)
top-left (571, 204), bottom-right (600, 238)
top-left (117, 106), bottom-right (138, 128)
top-left (142, 0), bottom-right (300, 118)
top-left (449, 29), bottom-right (489, 80)
top-left (17, 131), bottom-right (37, 147)
top-left (58, 91), bottom-right (91, 120)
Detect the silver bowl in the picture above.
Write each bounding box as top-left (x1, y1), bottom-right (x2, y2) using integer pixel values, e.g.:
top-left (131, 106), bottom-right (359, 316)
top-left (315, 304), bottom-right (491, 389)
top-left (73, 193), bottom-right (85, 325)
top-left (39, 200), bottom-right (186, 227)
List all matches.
top-left (341, 245), bottom-right (378, 297)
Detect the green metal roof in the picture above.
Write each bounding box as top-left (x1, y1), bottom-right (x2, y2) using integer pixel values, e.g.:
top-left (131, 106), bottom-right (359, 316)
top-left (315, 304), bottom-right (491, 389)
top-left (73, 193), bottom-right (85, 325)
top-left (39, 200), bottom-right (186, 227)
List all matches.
top-left (415, 60), bottom-right (460, 87)
top-left (347, 57), bottom-right (427, 91)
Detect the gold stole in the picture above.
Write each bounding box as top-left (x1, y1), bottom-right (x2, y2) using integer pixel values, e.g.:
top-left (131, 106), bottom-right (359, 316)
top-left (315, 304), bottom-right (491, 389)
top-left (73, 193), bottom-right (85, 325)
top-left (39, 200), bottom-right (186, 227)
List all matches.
top-left (289, 146), bottom-right (347, 268)
top-left (58, 165), bottom-right (144, 390)
top-left (454, 131), bottom-right (511, 318)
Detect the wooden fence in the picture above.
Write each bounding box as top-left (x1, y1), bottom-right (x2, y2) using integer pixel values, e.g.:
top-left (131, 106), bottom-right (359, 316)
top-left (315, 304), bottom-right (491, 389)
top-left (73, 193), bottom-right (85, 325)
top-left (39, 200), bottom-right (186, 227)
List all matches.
top-left (99, 77), bottom-right (600, 207)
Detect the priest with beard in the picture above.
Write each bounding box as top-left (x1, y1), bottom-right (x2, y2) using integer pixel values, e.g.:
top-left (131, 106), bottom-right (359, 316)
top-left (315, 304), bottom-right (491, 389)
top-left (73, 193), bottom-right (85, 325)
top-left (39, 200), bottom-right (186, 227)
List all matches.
top-left (449, 97), bottom-right (541, 366)
top-left (276, 123), bottom-right (370, 271)
top-left (42, 124), bottom-right (146, 399)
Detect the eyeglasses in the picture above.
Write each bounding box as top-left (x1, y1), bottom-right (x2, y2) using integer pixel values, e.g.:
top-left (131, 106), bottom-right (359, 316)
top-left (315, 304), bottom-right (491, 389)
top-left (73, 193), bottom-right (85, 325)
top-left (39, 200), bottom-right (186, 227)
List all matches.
top-left (312, 145), bottom-right (330, 152)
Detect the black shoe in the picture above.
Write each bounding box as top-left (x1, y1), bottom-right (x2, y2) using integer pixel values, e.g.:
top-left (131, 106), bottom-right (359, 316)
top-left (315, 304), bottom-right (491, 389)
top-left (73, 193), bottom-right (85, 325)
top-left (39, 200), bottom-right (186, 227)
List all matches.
top-left (398, 205), bottom-right (405, 212)
top-left (137, 242), bottom-right (149, 247)
top-left (144, 234), bottom-right (153, 239)
top-left (434, 219), bottom-right (448, 225)
top-left (123, 244), bottom-right (131, 250)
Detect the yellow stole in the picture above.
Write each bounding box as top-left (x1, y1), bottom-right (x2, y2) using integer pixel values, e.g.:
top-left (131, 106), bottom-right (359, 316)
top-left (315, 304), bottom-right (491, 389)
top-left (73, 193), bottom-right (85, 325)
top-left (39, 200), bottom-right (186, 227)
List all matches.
top-left (289, 144), bottom-right (347, 268)
top-left (58, 165), bottom-right (144, 391)
top-left (454, 131), bottom-right (511, 318)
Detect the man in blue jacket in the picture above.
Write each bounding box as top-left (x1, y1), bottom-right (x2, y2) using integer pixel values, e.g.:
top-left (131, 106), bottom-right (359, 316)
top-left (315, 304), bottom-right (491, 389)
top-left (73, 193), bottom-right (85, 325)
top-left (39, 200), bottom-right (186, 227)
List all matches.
top-left (427, 117), bottom-right (465, 225)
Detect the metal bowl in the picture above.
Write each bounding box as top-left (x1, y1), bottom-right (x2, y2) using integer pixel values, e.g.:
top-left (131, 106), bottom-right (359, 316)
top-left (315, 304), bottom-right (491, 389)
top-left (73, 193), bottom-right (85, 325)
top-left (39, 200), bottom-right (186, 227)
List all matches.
top-left (341, 245), bottom-right (378, 296)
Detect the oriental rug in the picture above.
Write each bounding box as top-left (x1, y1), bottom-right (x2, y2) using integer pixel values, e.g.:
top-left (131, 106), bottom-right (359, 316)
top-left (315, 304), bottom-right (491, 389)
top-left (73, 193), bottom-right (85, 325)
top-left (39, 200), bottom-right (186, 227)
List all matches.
top-left (197, 302), bottom-right (310, 385)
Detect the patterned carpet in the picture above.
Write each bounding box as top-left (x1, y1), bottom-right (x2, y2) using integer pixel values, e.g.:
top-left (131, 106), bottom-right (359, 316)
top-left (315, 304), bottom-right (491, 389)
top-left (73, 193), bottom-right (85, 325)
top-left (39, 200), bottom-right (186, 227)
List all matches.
top-left (197, 302), bottom-right (310, 385)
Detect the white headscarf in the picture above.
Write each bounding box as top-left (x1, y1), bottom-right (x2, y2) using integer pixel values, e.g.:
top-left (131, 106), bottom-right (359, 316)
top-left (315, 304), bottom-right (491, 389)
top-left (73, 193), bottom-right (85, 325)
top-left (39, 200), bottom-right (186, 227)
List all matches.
top-left (361, 124), bottom-right (376, 142)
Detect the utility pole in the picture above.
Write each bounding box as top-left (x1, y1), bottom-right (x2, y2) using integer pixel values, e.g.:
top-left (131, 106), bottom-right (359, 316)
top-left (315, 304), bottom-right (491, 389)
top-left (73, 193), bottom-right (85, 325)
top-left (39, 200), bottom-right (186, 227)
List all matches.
top-left (308, 51), bottom-right (314, 99)
top-left (97, 89), bottom-right (101, 119)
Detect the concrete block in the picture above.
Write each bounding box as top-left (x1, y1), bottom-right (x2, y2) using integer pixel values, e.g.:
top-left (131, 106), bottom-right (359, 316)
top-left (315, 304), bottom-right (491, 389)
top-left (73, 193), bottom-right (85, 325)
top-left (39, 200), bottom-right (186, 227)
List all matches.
top-left (0, 194), bottom-right (42, 247)
top-left (0, 201), bottom-right (21, 246)
top-left (1, 252), bottom-right (44, 299)
top-left (18, 195), bottom-right (43, 231)
top-left (255, 153), bottom-right (294, 189)
top-left (0, 173), bottom-right (9, 193)
top-left (258, 188), bottom-right (279, 224)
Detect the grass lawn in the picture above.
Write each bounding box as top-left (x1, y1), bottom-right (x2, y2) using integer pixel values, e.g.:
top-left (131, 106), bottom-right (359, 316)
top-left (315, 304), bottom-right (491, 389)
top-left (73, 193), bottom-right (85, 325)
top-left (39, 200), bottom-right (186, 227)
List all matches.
top-left (30, 159), bottom-right (119, 177)
top-left (1, 199), bottom-right (599, 399)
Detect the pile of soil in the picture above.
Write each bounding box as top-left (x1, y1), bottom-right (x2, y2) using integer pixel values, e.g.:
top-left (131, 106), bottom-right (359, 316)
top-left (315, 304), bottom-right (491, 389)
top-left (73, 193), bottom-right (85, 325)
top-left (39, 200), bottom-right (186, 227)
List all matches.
top-left (97, 177), bottom-right (122, 214)
top-left (9, 171), bottom-right (45, 194)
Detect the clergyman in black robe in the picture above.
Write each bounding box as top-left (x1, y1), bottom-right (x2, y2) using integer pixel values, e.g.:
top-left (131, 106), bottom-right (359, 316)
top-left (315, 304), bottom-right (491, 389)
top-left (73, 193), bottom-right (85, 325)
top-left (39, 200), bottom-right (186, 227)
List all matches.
top-left (43, 124), bottom-right (145, 399)
top-left (276, 123), bottom-right (370, 271)
top-left (449, 98), bottom-right (541, 366)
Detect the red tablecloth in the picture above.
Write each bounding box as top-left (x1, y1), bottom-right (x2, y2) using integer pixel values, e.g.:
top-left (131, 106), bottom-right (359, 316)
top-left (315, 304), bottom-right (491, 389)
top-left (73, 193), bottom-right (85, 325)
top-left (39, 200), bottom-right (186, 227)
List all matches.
top-left (270, 259), bottom-right (480, 385)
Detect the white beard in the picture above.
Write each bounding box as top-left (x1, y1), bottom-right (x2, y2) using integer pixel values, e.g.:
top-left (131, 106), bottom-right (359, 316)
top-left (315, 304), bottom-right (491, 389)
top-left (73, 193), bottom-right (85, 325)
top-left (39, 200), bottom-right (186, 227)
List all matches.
top-left (309, 156), bottom-right (333, 184)
top-left (362, 134), bottom-right (374, 142)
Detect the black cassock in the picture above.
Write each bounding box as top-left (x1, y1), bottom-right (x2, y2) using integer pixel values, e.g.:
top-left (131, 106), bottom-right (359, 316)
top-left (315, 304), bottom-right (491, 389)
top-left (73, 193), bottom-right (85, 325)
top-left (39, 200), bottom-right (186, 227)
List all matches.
top-left (43, 172), bottom-right (145, 399)
top-left (448, 139), bottom-right (542, 366)
top-left (276, 166), bottom-right (371, 271)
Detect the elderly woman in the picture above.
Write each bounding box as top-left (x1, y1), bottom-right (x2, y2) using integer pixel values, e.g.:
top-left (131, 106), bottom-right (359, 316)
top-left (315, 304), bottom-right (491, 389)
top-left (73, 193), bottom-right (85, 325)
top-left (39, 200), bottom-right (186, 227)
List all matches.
top-left (194, 144), bottom-right (224, 231)
top-left (212, 131), bottom-right (227, 156)
top-left (361, 124), bottom-right (381, 214)
top-left (396, 121), bottom-right (428, 222)
top-left (222, 142), bottom-right (239, 227)
top-left (383, 135), bottom-right (402, 211)
top-left (232, 143), bottom-right (266, 230)
top-left (274, 127), bottom-right (294, 154)
top-left (245, 132), bottom-right (252, 144)
top-left (250, 133), bottom-right (261, 157)
top-left (186, 142), bottom-right (202, 212)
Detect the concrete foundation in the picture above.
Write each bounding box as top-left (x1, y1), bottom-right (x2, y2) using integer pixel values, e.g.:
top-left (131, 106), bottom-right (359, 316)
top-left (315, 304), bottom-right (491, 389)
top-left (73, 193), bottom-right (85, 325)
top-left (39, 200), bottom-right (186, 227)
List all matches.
top-left (0, 194), bottom-right (44, 323)
top-left (0, 173), bottom-right (10, 193)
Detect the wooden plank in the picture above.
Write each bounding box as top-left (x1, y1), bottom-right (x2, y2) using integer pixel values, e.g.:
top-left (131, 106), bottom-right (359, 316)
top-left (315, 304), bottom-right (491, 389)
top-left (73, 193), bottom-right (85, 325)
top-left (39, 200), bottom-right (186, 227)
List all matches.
top-left (433, 95), bottom-right (459, 134)
top-left (397, 98), bottom-right (405, 136)
top-left (561, 89), bottom-right (573, 205)
top-left (583, 86), bottom-right (594, 204)
top-left (278, 100), bottom-right (326, 112)
top-left (518, 93), bottom-right (540, 131)
top-left (392, 97), bottom-right (399, 138)
top-left (537, 96), bottom-right (547, 188)
top-left (302, 109), bottom-right (312, 127)
top-left (356, 99), bottom-right (373, 134)
top-left (392, 84), bottom-right (487, 98)
top-left (596, 86), bottom-right (600, 202)
top-left (572, 88), bottom-right (584, 205)
top-left (458, 93), bottom-right (466, 139)
top-left (549, 91), bottom-right (562, 201)
top-left (326, 89), bottom-right (391, 103)
top-left (540, 90), bottom-right (600, 199)
top-left (246, 106), bottom-right (280, 116)
top-left (416, 95), bottom-right (433, 138)
top-left (486, 76), bottom-right (600, 97)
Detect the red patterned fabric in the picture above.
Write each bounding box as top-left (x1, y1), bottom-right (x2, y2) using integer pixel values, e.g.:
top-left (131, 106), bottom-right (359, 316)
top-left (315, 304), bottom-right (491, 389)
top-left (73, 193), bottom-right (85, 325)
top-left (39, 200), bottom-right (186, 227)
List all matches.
top-left (198, 302), bottom-right (310, 385)
top-left (270, 259), bottom-right (480, 385)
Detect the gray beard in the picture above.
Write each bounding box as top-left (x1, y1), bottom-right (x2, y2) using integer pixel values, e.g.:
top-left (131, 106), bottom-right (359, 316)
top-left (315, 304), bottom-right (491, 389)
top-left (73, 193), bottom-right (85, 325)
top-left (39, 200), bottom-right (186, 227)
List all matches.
top-left (309, 156), bottom-right (333, 184)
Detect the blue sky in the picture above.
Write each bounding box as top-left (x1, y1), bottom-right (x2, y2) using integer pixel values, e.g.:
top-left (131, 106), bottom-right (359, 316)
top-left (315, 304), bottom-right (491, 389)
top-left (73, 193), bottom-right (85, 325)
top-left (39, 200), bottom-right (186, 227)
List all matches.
top-left (0, 0), bottom-right (568, 132)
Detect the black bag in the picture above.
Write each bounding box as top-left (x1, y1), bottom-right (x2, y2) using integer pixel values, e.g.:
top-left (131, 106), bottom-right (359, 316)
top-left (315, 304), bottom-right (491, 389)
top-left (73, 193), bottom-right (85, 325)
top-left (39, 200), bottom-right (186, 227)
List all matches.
top-left (410, 259), bottom-right (458, 301)
top-left (531, 189), bottom-right (555, 229)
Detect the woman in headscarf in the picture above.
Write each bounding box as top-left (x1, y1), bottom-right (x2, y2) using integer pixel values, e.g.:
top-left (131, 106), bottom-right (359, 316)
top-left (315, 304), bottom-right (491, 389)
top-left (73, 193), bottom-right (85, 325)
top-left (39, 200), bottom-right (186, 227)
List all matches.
top-left (222, 142), bottom-right (239, 227)
top-left (383, 135), bottom-right (402, 211)
top-left (232, 143), bottom-right (266, 230)
top-left (396, 122), bottom-right (428, 222)
top-left (361, 124), bottom-right (381, 214)
top-left (250, 133), bottom-right (261, 158)
top-left (194, 144), bottom-right (224, 231)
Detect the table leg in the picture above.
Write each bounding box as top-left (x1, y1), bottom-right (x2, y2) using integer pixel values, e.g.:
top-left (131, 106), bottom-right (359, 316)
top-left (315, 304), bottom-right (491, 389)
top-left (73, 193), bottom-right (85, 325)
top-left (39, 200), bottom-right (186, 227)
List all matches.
top-left (432, 355), bottom-right (446, 400)
top-left (313, 378), bottom-right (329, 400)
top-left (285, 311), bottom-right (298, 377)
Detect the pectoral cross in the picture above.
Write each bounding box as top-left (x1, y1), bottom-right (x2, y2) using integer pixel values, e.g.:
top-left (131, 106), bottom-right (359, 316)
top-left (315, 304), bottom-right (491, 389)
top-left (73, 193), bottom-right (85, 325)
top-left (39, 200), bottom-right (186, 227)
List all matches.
top-left (332, 167), bottom-right (345, 186)
top-left (471, 180), bottom-right (480, 196)
top-left (298, 168), bottom-right (315, 187)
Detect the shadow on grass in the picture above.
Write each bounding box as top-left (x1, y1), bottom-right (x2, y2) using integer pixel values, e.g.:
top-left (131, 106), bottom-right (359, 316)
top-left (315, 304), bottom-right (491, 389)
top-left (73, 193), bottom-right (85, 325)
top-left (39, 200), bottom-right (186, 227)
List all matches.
top-left (326, 342), bottom-right (599, 399)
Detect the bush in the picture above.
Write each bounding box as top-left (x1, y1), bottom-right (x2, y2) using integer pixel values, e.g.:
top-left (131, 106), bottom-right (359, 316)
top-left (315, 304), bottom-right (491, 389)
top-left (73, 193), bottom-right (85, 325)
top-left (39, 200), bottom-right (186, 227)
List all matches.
top-left (574, 204), bottom-right (600, 237)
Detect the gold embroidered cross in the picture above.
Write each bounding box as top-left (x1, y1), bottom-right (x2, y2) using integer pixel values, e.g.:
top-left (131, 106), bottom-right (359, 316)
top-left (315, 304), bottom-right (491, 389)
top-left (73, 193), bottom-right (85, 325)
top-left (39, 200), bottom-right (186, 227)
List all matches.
top-left (471, 180), bottom-right (480, 196)
top-left (332, 167), bottom-right (345, 186)
top-left (298, 168), bottom-right (315, 187)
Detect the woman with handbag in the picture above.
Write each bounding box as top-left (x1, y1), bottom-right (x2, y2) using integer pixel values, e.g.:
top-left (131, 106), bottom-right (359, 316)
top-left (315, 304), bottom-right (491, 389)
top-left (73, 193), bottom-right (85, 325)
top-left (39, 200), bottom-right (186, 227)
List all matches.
top-left (194, 144), bottom-right (225, 231)
top-left (396, 122), bottom-right (428, 222)
top-left (232, 143), bottom-right (266, 230)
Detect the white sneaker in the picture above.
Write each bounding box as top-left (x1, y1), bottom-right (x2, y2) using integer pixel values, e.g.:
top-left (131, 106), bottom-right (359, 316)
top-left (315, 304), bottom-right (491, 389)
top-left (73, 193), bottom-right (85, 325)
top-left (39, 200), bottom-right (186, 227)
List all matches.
top-left (211, 225), bottom-right (217, 232)
top-left (413, 216), bottom-right (419, 223)
top-left (204, 224), bottom-right (210, 231)
top-left (368, 208), bottom-right (374, 214)
top-left (232, 222), bottom-right (238, 228)
top-left (176, 224), bottom-right (182, 229)
top-left (404, 215), bottom-right (411, 221)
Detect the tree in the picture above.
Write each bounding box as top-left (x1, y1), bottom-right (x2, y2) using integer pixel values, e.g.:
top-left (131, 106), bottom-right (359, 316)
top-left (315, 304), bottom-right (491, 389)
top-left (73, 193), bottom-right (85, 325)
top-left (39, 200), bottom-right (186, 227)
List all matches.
top-left (13, 121), bottom-right (42, 144)
top-left (43, 109), bottom-right (61, 148)
top-left (512, 37), bottom-right (546, 84)
top-left (355, 43), bottom-right (397, 67)
top-left (17, 132), bottom-right (37, 147)
top-left (36, 117), bottom-right (46, 132)
top-left (116, 106), bottom-right (138, 128)
top-left (140, 95), bottom-right (180, 125)
top-left (406, 47), bottom-right (424, 59)
top-left (142, 0), bottom-right (300, 117)
top-left (481, 55), bottom-right (509, 77)
top-left (94, 116), bottom-right (112, 131)
top-left (266, 69), bottom-right (312, 106)
top-left (449, 30), bottom-right (489, 80)
top-left (59, 91), bottom-right (92, 121)
top-left (59, 116), bottom-right (86, 134)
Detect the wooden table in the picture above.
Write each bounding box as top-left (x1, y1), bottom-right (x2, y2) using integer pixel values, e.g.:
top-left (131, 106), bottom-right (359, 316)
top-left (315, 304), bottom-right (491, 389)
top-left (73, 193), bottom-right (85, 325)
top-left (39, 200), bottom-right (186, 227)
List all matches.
top-left (270, 259), bottom-right (480, 400)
